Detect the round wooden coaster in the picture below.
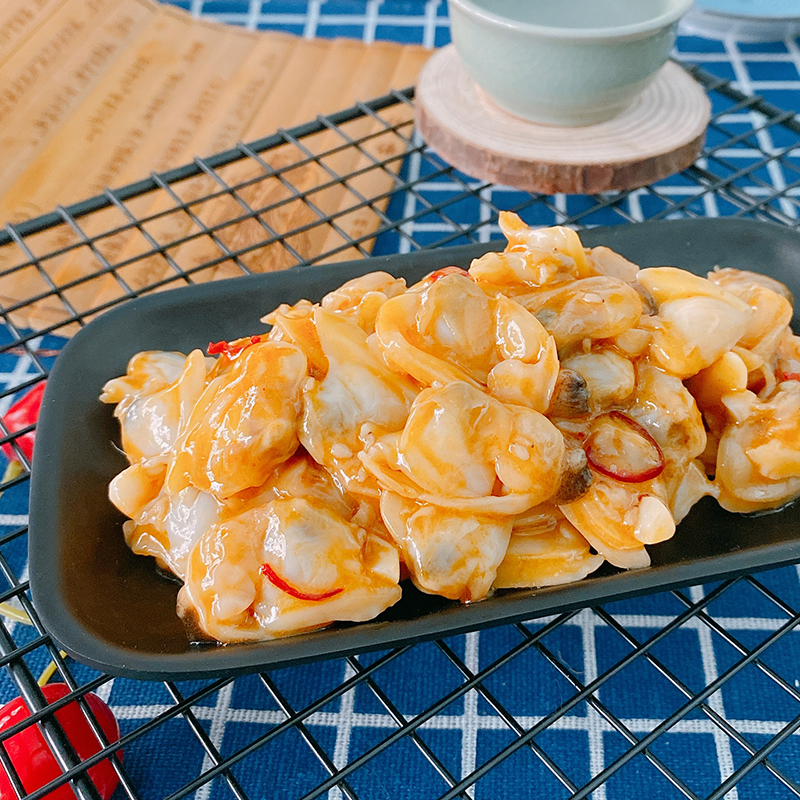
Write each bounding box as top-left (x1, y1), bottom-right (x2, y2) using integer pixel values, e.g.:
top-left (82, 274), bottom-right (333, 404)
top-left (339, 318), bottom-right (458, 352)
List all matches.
top-left (415, 45), bottom-right (712, 195)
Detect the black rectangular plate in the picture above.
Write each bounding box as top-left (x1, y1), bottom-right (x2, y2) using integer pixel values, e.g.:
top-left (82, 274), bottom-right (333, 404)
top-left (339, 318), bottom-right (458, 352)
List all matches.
top-left (29, 218), bottom-right (800, 680)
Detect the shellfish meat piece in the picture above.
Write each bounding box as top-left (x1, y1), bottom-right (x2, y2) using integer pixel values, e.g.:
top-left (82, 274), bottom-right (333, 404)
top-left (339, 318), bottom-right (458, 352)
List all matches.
top-left (179, 496), bottom-right (401, 642)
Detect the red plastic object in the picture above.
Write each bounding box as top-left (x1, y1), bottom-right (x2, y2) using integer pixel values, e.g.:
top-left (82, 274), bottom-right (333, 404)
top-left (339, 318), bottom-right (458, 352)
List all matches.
top-left (1, 383), bottom-right (46, 463)
top-left (0, 683), bottom-right (121, 800)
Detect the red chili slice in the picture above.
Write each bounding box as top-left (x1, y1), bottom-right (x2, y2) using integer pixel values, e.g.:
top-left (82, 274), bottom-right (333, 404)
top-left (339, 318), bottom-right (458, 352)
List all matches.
top-left (776, 352), bottom-right (800, 382)
top-left (584, 410), bottom-right (665, 483)
top-left (421, 266), bottom-right (473, 286)
top-left (260, 563), bottom-right (343, 602)
top-left (207, 335), bottom-right (262, 356)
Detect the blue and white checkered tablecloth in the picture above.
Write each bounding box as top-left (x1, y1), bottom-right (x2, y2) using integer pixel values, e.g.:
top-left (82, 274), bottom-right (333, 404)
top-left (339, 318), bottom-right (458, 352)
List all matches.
top-left (4, 3), bottom-right (800, 799)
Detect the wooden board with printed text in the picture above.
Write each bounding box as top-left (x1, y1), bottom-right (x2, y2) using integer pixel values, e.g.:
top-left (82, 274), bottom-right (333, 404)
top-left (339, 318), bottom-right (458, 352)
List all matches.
top-left (0, 0), bottom-right (430, 332)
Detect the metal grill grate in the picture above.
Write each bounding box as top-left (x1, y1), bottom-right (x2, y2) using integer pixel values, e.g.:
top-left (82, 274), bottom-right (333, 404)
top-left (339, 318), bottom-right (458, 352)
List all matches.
top-left (1, 62), bottom-right (800, 800)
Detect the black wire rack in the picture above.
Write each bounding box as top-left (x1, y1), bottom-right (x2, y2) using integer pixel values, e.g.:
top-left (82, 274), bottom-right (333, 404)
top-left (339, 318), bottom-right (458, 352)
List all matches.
top-left (1, 61), bottom-right (800, 800)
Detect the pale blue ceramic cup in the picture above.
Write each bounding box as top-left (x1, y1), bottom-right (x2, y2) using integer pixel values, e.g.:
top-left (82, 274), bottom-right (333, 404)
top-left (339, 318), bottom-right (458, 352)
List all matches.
top-left (447, 0), bottom-right (695, 126)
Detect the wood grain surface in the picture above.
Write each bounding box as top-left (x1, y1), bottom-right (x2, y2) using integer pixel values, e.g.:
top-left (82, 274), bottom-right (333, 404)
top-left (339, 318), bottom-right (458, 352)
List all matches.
top-left (416, 45), bottom-right (711, 196)
top-left (0, 0), bottom-right (430, 332)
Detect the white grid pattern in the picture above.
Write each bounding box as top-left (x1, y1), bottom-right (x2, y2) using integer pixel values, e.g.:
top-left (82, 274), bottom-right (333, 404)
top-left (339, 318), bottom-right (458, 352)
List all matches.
top-left (689, 585), bottom-right (738, 799)
top-left (100, 611), bottom-right (800, 741)
top-left (725, 37), bottom-right (797, 221)
top-left (75, 604), bottom-right (800, 799)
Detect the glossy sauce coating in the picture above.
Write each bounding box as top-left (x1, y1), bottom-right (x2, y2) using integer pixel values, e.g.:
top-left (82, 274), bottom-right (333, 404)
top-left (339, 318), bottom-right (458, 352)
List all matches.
top-left (102, 212), bottom-right (800, 642)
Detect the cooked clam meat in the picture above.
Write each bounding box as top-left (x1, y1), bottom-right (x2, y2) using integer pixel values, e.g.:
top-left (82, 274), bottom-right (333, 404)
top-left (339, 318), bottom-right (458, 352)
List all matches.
top-left (495, 507), bottom-right (604, 589)
top-left (560, 473), bottom-right (673, 569)
top-left (375, 272), bottom-right (559, 411)
top-left (708, 267), bottom-right (793, 360)
top-left (300, 306), bottom-right (416, 499)
top-left (320, 270), bottom-right (407, 334)
top-left (469, 212), bottom-right (590, 289)
top-left (380, 492), bottom-right (512, 602)
top-left (102, 211), bottom-right (800, 644)
top-left (168, 341), bottom-right (307, 499)
top-left (122, 485), bottom-right (222, 580)
top-left (638, 268), bottom-right (753, 378)
top-left (101, 350), bottom-right (209, 463)
top-left (179, 496), bottom-right (401, 642)
top-left (515, 276), bottom-right (644, 350)
top-left (360, 381), bottom-right (566, 516)
top-left (716, 382), bottom-right (800, 513)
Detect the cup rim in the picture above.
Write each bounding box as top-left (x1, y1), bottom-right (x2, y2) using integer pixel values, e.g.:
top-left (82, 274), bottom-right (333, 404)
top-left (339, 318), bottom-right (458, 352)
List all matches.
top-left (697, 7), bottom-right (800, 21)
top-left (447, 0), bottom-right (695, 40)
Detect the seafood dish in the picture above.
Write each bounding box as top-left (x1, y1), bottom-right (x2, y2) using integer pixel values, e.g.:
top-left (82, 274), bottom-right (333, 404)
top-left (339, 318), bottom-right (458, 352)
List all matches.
top-left (101, 212), bottom-right (800, 644)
